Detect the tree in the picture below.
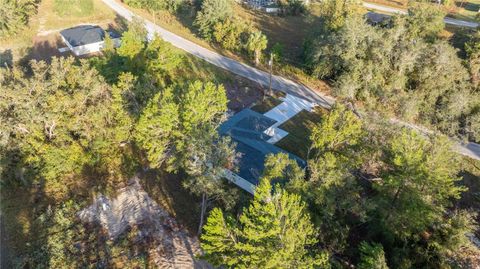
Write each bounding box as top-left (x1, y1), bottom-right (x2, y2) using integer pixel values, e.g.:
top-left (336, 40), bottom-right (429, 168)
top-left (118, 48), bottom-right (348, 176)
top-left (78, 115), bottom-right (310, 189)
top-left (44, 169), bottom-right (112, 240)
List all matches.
top-left (372, 130), bottom-right (465, 241)
top-left (278, 0), bottom-right (306, 15)
top-left (213, 19), bottom-right (247, 51)
top-left (288, 104), bottom-right (367, 252)
top-left (303, 13), bottom-right (477, 139)
top-left (0, 57), bottom-right (134, 187)
top-left (404, 2), bottom-right (445, 41)
top-left (117, 18), bottom-right (148, 72)
top-left (319, 0), bottom-right (359, 31)
top-left (262, 153), bottom-right (305, 185)
top-left (124, 0), bottom-right (182, 13)
top-left (0, 0), bottom-right (37, 37)
top-left (466, 30), bottom-right (480, 89)
top-left (135, 88), bottom-right (180, 169)
top-left (176, 81), bottom-right (237, 233)
top-left (144, 35), bottom-right (184, 86)
top-left (309, 103), bottom-right (364, 171)
top-left (194, 0), bottom-right (233, 39)
top-left (201, 177), bottom-right (330, 268)
top-left (357, 242), bottom-right (389, 269)
top-left (466, 110), bottom-right (480, 142)
top-left (245, 30), bottom-right (268, 66)
top-left (271, 42), bottom-right (284, 63)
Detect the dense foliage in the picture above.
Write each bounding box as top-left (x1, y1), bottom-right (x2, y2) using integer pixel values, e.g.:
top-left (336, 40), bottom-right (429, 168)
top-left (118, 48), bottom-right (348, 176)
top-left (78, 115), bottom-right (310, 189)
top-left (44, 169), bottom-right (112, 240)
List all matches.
top-left (201, 175), bottom-right (330, 268)
top-left (1, 21), bottom-right (237, 266)
top-left (123, 0), bottom-right (182, 13)
top-left (194, 0), bottom-right (233, 40)
top-left (304, 6), bottom-right (480, 141)
top-left (0, 0), bottom-right (38, 37)
top-left (2, 1), bottom-right (479, 268)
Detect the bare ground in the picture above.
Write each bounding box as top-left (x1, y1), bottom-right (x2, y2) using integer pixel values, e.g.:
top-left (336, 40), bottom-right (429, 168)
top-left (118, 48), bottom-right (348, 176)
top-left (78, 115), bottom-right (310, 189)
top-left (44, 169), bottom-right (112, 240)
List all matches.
top-left (78, 176), bottom-right (209, 268)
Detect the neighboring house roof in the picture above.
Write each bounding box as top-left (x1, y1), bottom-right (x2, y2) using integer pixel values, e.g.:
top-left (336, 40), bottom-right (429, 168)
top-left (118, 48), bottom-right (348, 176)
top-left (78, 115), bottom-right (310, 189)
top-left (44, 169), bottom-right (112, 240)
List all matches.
top-left (365, 11), bottom-right (391, 25)
top-left (60, 25), bottom-right (107, 47)
top-left (219, 109), bottom-right (306, 185)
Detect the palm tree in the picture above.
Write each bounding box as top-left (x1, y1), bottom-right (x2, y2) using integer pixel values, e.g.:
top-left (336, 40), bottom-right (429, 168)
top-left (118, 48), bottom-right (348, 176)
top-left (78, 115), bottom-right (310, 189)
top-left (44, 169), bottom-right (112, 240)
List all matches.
top-left (246, 30), bottom-right (268, 66)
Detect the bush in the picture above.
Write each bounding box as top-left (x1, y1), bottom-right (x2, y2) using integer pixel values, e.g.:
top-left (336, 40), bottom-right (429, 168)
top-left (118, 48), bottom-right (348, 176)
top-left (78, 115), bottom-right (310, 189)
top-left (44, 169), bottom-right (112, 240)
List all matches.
top-left (123, 0), bottom-right (183, 13)
top-left (0, 0), bottom-right (37, 37)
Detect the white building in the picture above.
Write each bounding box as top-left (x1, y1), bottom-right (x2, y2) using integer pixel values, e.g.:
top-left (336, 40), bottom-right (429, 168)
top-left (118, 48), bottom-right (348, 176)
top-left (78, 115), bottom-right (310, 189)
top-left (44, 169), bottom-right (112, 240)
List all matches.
top-left (60, 25), bottom-right (121, 56)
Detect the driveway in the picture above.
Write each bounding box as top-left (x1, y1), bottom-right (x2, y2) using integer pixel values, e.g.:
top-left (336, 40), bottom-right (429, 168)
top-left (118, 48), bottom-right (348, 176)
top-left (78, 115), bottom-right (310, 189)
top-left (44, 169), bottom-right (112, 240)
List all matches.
top-left (101, 0), bottom-right (480, 161)
top-left (363, 2), bottom-right (479, 28)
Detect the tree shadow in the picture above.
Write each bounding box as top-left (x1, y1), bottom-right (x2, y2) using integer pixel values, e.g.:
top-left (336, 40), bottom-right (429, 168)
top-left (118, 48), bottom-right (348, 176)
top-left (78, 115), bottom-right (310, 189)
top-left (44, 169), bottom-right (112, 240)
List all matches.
top-left (0, 168), bottom-right (55, 267)
top-left (139, 168), bottom-right (201, 234)
top-left (0, 49), bottom-right (13, 68)
top-left (456, 1), bottom-right (480, 12)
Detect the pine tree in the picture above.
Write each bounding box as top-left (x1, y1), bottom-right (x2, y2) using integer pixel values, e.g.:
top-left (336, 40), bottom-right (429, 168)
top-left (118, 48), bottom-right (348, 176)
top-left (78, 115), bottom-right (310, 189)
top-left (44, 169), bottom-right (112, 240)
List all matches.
top-left (135, 87), bottom-right (180, 169)
top-left (357, 242), bottom-right (389, 269)
top-left (201, 176), bottom-right (330, 268)
top-left (194, 0), bottom-right (233, 39)
top-left (373, 129), bottom-right (465, 240)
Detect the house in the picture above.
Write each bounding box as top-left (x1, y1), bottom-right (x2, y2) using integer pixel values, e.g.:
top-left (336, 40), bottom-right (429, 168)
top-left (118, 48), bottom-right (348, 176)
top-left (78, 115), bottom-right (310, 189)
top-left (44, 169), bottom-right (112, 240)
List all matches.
top-left (60, 25), bottom-right (121, 56)
top-left (243, 0), bottom-right (310, 13)
top-left (219, 108), bottom-right (306, 194)
top-left (365, 11), bottom-right (391, 26)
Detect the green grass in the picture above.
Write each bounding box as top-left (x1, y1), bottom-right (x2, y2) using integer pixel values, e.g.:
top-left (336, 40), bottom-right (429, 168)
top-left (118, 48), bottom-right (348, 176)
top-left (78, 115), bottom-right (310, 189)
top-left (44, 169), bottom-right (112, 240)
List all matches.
top-left (41, 0), bottom-right (116, 30)
top-left (447, 0), bottom-right (480, 22)
top-left (275, 107), bottom-right (326, 159)
top-left (54, 0), bottom-right (94, 17)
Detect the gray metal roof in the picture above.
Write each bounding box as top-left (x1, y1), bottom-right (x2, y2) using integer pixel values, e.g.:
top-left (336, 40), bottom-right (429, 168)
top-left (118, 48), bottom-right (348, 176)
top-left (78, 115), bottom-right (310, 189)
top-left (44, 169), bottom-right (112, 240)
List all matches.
top-left (220, 109), bottom-right (306, 185)
top-left (60, 25), bottom-right (106, 47)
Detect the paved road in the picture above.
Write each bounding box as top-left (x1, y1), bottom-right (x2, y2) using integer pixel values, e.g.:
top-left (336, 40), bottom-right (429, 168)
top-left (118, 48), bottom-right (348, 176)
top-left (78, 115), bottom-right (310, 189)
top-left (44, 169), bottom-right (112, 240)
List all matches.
top-left (363, 2), bottom-right (479, 28)
top-left (101, 0), bottom-right (480, 161)
top-left (101, 0), bottom-right (334, 108)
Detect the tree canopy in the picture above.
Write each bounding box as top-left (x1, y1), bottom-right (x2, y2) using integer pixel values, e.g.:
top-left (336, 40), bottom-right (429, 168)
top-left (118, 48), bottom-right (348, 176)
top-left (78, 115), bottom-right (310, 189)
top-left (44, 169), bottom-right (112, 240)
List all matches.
top-left (201, 174), bottom-right (329, 268)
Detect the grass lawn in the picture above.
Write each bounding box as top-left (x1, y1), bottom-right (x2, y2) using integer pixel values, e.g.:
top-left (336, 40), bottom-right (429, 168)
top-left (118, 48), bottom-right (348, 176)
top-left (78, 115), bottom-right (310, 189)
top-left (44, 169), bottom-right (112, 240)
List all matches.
top-left (275, 107), bottom-right (326, 159)
top-left (39, 0), bottom-right (116, 31)
top-left (447, 0), bottom-right (480, 21)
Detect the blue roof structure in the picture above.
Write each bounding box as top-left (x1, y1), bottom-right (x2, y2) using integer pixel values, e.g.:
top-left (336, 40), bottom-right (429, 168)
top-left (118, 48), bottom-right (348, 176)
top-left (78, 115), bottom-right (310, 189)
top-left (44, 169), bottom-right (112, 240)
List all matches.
top-left (60, 25), bottom-right (121, 47)
top-left (219, 109), bottom-right (306, 185)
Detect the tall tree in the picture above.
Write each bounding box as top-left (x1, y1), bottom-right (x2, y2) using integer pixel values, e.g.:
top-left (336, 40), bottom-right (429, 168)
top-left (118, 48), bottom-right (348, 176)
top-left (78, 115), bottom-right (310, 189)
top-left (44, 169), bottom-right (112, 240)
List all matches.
top-left (144, 35), bottom-right (184, 86)
top-left (357, 242), bottom-right (389, 269)
top-left (117, 17), bottom-right (148, 72)
top-left (135, 87), bottom-right (180, 169)
top-left (304, 13), bottom-right (477, 139)
top-left (319, 0), bottom-right (359, 31)
top-left (372, 130), bottom-right (465, 241)
top-left (0, 57), bottom-right (134, 187)
top-left (0, 0), bottom-right (37, 37)
top-left (404, 2), bottom-right (445, 41)
top-left (201, 176), bottom-right (330, 268)
top-left (194, 0), bottom-right (233, 39)
top-left (288, 104), bottom-right (367, 252)
top-left (245, 30), bottom-right (268, 66)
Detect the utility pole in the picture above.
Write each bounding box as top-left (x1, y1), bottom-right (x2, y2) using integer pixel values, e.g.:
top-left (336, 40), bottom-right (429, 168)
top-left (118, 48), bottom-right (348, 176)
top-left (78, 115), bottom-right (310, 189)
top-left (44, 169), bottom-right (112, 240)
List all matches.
top-left (267, 52), bottom-right (273, 100)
